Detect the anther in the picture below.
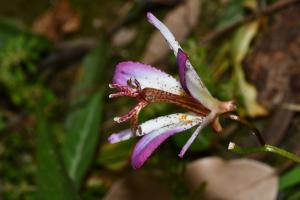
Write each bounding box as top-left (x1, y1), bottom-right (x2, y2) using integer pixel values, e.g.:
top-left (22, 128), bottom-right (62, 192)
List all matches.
top-left (114, 117), bottom-right (121, 123)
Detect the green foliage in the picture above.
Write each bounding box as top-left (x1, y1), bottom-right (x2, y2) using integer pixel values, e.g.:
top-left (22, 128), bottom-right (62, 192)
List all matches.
top-left (63, 39), bottom-right (108, 187)
top-left (0, 18), bottom-right (28, 48)
top-left (280, 166), bottom-right (300, 191)
top-left (98, 140), bottom-right (134, 170)
top-left (0, 19), bottom-right (52, 108)
top-left (36, 114), bottom-right (80, 200)
top-left (217, 0), bottom-right (244, 29)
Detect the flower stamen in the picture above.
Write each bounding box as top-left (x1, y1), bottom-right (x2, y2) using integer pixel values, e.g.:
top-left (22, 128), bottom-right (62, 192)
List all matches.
top-left (127, 77), bottom-right (142, 91)
top-left (114, 101), bottom-right (148, 123)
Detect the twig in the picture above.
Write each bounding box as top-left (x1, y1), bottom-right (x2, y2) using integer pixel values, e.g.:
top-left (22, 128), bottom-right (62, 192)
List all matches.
top-left (282, 103), bottom-right (300, 112)
top-left (39, 38), bottom-right (96, 70)
top-left (223, 114), bottom-right (266, 146)
top-left (201, 0), bottom-right (300, 44)
top-left (228, 142), bottom-right (300, 163)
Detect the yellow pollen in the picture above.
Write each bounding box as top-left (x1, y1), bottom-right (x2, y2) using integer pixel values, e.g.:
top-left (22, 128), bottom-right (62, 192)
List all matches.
top-left (179, 114), bottom-right (187, 121)
top-left (179, 89), bottom-right (186, 96)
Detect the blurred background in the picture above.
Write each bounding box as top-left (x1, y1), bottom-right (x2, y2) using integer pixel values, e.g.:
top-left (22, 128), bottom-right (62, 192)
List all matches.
top-left (0, 0), bottom-right (300, 199)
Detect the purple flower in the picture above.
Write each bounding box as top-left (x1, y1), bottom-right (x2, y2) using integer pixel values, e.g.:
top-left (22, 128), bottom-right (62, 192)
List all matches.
top-left (108, 12), bottom-right (236, 169)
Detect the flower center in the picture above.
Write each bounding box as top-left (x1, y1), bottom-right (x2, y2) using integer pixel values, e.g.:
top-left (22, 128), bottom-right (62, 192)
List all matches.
top-left (109, 79), bottom-right (211, 135)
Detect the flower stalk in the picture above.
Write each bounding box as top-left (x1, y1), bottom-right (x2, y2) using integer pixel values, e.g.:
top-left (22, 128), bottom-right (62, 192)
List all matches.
top-left (228, 142), bottom-right (300, 164)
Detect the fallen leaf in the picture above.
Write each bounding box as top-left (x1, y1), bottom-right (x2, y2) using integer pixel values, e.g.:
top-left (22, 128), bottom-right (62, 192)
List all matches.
top-left (103, 172), bottom-right (171, 200)
top-left (235, 63), bottom-right (267, 117)
top-left (32, 0), bottom-right (80, 41)
top-left (112, 28), bottom-right (137, 47)
top-left (231, 21), bottom-right (267, 117)
top-left (142, 0), bottom-right (200, 64)
top-left (185, 157), bottom-right (278, 200)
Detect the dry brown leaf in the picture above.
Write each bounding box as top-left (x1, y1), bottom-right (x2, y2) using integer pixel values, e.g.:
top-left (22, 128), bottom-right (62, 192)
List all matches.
top-left (32, 0), bottom-right (81, 41)
top-left (185, 157), bottom-right (278, 200)
top-left (142, 0), bottom-right (201, 64)
top-left (112, 28), bottom-right (137, 47)
top-left (103, 172), bottom-right (170, 200)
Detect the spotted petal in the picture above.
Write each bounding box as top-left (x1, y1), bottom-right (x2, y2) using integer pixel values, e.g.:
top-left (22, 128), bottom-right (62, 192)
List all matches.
top-left (108, 113), bottom-right (202, 144)
top-left (131, 114), bottom-right (203, 169)
top-left (113, 61), bottom-right (183, 95)
top-left (147, 12), bottom-right (218, 109)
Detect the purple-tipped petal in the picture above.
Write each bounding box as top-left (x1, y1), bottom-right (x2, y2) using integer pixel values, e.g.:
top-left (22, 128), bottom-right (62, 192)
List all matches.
top-left (131, 127), bottom-right (183, 169)
top-left (176, 50), bottom-right (219, 110)
top-left (146, 12), bottom-right (218, 110)
top-left (177, 49), bottom-right (189, 93)
top-left (178, 125), bottom-right (203, 158)
top-left (112, 61), bottom-right (183, 95)
top-left (131, 118), bottom-right (202, 169)
top-left (178, 113), bottom-right (214, 157)
top-left (108, 129), bottom-right (133, 144)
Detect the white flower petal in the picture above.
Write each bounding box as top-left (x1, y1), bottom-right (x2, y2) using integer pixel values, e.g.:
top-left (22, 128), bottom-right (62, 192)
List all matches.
top-left (147, 12), bottom-right (181, 55)
top-left (108, 113), bottom-right (203, 144)
top-left (139, 113), bottom-right (202, 135)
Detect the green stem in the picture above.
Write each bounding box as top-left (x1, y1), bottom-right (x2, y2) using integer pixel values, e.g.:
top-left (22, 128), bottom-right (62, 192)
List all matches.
top-left (228, 142), bottom-right (300, 163)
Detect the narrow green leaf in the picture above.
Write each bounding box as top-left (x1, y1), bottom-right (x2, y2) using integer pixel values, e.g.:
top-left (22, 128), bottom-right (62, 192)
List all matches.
top-left (63, 39), bottom-right (107, 187)
top-left (280, 166), bottom-right (300, 191)
top-left (64, 91), bottom-right (103, 186)
top-left (36, 116), bottom-right (80, 200)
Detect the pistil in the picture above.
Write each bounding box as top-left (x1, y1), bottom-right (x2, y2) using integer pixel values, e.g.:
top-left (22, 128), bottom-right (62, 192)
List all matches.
top-left (141, 88), bottom-right (210, 116)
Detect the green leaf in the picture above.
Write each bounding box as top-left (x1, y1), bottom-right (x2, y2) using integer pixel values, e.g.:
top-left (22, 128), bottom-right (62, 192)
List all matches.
top-left (63, 39), bottom-right (107, 187)
top-left (217, 0), bottom-right (244, 30)
top-left (36, 116), bottom-right (80, 200)
top-left (0, 18), bottom-right (26, 48)
top-left (280, 166), bottom-right (300, 191)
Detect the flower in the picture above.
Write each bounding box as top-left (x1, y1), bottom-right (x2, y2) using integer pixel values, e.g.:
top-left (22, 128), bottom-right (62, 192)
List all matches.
top-left (108, 12), bottom-right (236, 169)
